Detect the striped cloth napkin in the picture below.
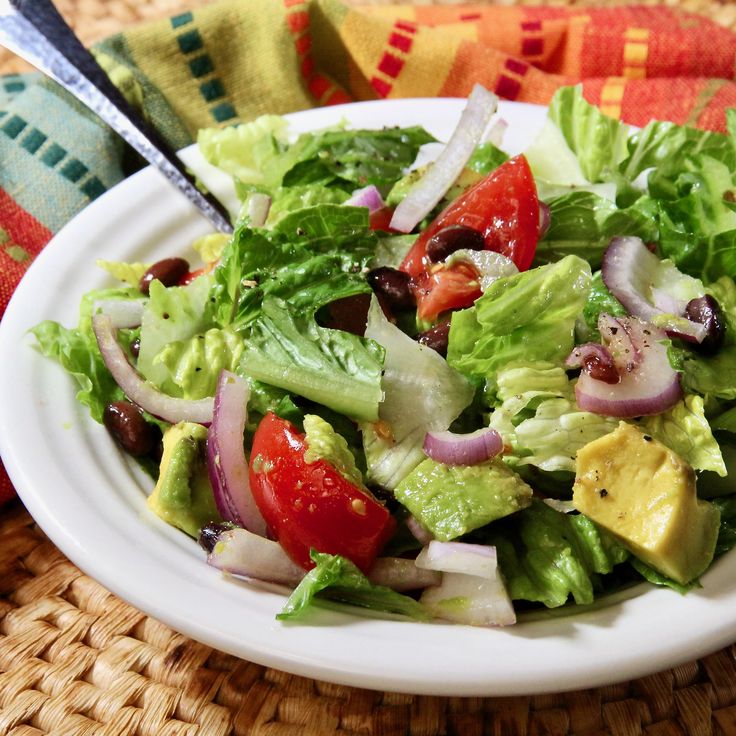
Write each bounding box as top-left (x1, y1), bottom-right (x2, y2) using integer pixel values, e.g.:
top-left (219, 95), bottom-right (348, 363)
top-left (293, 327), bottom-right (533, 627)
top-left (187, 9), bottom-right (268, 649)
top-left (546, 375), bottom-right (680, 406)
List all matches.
top-left (1, 0), bottom-right (736, 505)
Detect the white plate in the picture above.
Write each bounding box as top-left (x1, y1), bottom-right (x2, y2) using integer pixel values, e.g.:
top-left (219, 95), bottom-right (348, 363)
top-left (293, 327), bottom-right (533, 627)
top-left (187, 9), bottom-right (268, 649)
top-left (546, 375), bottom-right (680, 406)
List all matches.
top-left (1, 98), bottom-right (734, 697)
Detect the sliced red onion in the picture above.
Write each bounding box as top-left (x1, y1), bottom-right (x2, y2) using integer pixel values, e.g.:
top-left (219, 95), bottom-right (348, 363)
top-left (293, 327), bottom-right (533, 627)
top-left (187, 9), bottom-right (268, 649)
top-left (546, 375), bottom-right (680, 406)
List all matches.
top-left (416, 541), bottom-right (516, 627)
top-left (247, 192), bottom-right (271, 228)
top-left (542, 498), bottom-right (576, 514)
top-left (406, 515), bottom-right (434, 546)
top-left (368, 557), bottom-right (441, 591)
top-left (565, 342), bottom-right (618, 384)
top-left (93, 299), bottom-right (146, 328)
top-left (598, 314), bottom-right (641, 373)
top-left (483, 117), bottom-right (508, 148)
top-left (345, 185), bottom-right (385, 213)
top-left (538, 201), bottom-right (551, 239)
top-left (92, 313), bottom-right (214, 424)
top-left (207, 370), bottom-right (268, 536)
top-left (423, 426), bottom-right (503, 466)
top-left (208, 528), bottom-right (441, 592)
top-left (602, 236), bottom-right (707, 343)
top-left (208, 528), bottom-right (305, 585)
top-left (389, 84), bottom-right (499, 233)
top-left (575, 316), bottom-right (682, 418)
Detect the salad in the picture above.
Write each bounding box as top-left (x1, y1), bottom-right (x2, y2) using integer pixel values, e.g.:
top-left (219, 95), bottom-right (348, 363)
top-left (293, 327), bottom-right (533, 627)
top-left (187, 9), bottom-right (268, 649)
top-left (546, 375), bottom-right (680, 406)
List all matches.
top-left (31, 84), bottom-right (736, 627)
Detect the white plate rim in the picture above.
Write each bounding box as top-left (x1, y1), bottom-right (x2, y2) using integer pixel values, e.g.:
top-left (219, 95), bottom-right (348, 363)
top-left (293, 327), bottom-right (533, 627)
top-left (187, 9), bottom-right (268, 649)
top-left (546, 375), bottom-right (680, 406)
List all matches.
top-left (1, 97), bottom-right (735, 697)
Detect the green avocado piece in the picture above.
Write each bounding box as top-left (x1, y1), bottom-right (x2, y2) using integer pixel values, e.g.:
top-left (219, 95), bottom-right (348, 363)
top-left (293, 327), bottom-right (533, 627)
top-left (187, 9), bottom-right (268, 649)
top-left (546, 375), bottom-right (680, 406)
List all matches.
top-left (573, 422), bottom-right (721, 585)
top-left (394, 457), bottom-right (533, 541)
top-left (147, 421), bottom-right (221, 537)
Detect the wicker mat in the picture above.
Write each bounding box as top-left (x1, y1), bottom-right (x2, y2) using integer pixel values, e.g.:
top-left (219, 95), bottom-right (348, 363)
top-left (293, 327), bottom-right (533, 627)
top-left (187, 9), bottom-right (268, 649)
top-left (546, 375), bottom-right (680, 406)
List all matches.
top-left (3, 1), bottom-right (736, 735)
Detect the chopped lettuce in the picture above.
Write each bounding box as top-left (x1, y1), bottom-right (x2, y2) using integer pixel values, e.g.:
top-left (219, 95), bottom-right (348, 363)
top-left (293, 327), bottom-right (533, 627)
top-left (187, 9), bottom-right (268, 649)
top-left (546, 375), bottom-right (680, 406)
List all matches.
top-left (361, 297), bottom-right (474, 489)
top-left (482, 499), bottom-right (629, 608)
top-left (640, 395), bottom-right (726, 476)
top-left (208, 204), bottom-right (375, 330)
top-left (488, 363), bottom-right (618, 473)
top-left (447, 255), bottom-right (591, 382)
top-left (239, 299), bottom-right (384, 422)
top-left (278, 551), bottom-right (429, 621)
top-left (96, 259), bottom-right (149, 287)
top-left (137, 275), bottom-right (215, 392)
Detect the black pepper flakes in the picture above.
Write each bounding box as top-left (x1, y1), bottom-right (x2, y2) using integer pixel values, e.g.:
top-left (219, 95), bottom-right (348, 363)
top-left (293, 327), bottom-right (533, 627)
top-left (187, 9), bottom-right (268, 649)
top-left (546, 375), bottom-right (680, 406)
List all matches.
top-left (643, 435), bottom-right (653, 442)
top-left (598, 488), bottom-right (608, 497)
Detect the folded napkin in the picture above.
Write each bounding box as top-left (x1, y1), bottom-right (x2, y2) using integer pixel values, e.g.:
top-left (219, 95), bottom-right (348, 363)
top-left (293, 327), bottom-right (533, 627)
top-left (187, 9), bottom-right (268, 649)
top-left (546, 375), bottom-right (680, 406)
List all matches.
top-left (1, 0), bottom-right (736, 505)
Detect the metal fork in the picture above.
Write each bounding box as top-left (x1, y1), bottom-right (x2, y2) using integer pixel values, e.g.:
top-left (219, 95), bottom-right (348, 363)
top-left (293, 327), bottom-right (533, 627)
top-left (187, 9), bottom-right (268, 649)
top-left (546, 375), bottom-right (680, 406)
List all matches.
top-left (0, 0), bottom-right (234, 233)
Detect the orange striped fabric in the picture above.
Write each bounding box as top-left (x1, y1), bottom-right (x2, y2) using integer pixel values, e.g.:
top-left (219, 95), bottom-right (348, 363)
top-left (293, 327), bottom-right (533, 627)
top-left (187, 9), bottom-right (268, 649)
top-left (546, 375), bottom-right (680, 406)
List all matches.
top-left (334, 3), bottom-right (736, 131)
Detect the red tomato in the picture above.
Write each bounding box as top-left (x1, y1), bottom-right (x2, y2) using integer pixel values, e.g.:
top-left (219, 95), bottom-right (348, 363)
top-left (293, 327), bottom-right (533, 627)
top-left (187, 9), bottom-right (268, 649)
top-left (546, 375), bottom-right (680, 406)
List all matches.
top-left (369, 206), bottom-right (398, 232)
top-left (249, 413), bottom-right (396, 572)
top-left (401, 155), bottom-right (539, 321)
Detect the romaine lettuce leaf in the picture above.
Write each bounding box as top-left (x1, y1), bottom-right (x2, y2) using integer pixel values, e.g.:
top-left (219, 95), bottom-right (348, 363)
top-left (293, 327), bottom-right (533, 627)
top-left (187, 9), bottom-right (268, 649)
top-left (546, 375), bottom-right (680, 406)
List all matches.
top-left (277, 551), bottom-right (429, 621)
top-left (208, 204), bottom-right (376, 330)
top-left (535, 192), bottom-right (658, 269)
top-left (640, 395), bottom-right (726, 476)
top-left (483, 499), bottom-right (629, 608)
top-left (672, 276), bottom-right (736, 400)
top-left (547, 86), bottom-right (630, 184)
top-left (239, 299), bottom-right (384, 422)
top-left (361, 297), bottom-right (474, 489)
top-left (137, 275), bottom-right (214, 391)
top-left (487, 363), bottom-right (618, 473)
top-left (447, 255), bottom-right (591, 381)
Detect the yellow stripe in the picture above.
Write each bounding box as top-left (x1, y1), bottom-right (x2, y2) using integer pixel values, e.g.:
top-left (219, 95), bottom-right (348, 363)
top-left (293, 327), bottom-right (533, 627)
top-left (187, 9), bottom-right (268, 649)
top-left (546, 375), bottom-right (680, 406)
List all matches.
top-left (600, 77), bottom-right (626, 119)
top-left (622, 27), bottom-right (649, 79)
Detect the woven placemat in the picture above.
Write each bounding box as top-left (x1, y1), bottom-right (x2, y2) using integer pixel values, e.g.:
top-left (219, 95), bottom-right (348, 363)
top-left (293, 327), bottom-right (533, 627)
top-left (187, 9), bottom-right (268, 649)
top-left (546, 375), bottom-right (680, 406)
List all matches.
top-left (3, 1), bottom-right (736, 734)
top-left (2, 497), bottom-right (736, 735)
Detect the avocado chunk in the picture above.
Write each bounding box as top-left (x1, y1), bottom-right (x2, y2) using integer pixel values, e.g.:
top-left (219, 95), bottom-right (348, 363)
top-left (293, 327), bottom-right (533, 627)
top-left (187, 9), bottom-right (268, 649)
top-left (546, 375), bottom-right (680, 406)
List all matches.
top-left (147, 421), bottom-right (221, 537)
top-left (394, 457), bottom-right (533, 541)
top-left (572, 422), bottom-right (720, 585)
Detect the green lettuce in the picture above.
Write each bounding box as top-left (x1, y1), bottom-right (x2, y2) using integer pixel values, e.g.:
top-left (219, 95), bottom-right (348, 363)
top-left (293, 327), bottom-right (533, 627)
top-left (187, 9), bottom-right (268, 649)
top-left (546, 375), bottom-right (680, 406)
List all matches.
top-left (672, 277), bottom-right (736, 400)
top-left (535, 192), bottom-right (658, 269)
top-left (482, 499), bottom-right (629, 608)
top-left (546, 86), bottom-right (630, 184)
top-left (208, 204), bottom-right (376, 330)
top-left (278, 551), bottom-right (429, 621)
top-left (137, 275), bottom-right (215, 392)
top-left (487, 363), bottom-right (619, 473)
top-left (640, 395), bottom-right (726, 476)
top-left (238, 299), bottom-right (384, 422)
top-left (447, 255), bottom-right (591, 381)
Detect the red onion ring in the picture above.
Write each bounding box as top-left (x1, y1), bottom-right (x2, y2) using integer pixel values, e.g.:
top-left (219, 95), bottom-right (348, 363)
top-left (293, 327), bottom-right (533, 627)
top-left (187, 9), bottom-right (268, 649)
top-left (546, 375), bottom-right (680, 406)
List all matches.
top-left (601, 236), bottom-right (707, 343)
top-left (575, 316), bottom-right (682, 418)
top-left (92, 313), bottom-right (214, 424)
top-left (538, 201), bottom-right (551, 239)
top-left (389, 84), bottom-right (499, 233)
top-left (207, 370), bottom-right (269, 536)
top-left (423, 427), bottom-right (503, 466)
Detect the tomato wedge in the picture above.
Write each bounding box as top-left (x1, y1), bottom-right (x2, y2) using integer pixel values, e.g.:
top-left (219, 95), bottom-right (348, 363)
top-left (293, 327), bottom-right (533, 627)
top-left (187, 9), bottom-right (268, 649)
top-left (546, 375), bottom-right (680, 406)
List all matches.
top-left (248, 413), bottom-right (395, 572)
top-left (401, 155), bottom-right (539, 321)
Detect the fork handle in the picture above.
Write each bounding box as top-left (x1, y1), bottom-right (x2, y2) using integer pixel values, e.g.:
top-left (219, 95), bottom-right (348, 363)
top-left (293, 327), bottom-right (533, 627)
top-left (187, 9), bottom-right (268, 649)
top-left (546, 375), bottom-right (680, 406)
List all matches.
top-left (0, 0), bottom-right (234, 234)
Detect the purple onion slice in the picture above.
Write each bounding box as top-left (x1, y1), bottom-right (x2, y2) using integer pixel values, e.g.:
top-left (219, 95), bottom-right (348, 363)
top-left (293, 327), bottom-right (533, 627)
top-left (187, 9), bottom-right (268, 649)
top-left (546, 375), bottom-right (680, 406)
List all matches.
top-left (92, 313), bottom-right (214, 425)
top-left (601, 236), bottom-right (707, 343)
top-left (575, 316), bottom-right (682, 418)
top-left (345, 184), bottom-right (385, 213)
top-left (207, 370), bottom-right (268, 537)
top-left (423, 427), bottom-right (503, 466)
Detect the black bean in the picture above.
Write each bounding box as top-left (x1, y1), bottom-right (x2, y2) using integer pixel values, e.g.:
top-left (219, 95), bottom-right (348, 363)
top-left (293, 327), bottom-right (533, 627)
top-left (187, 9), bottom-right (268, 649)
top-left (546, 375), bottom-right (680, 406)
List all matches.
top-left (139, 257), bottom-right (190, 296)
top-left (426, 225), bottom-right (484, 263)
top-left (366, 267), bottom-right (415, 311)
top-left (129, 336), bottom-right (141, 358)
top-left (685, 295), bottom-right (726, 356)
top-left (103, 400), bottom-right (161, 457)
top-left (416, 320), bottom-right (451, 357)
top-left (198, 521), bottom-right (237, 553)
